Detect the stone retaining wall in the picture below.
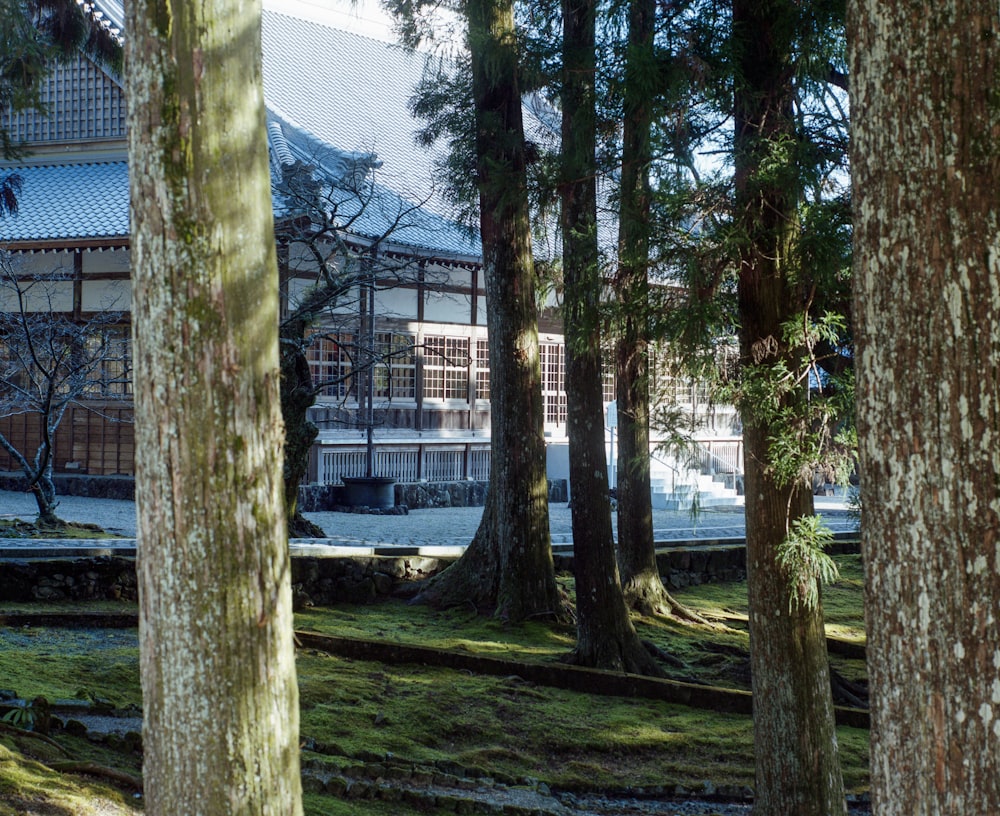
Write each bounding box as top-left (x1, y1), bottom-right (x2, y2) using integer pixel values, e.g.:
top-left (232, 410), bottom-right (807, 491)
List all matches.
top-left (0, 557), bottom-right (139, 602)
top-left (0, 473), bottom-right (135, 500)
top-left (299, 479), bottom-right (568, 512)
top-left (0, 542), bottom-right (762, 605)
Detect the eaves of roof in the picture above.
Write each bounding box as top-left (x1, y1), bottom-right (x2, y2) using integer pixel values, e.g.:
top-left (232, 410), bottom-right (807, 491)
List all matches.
top-left (267, 110), bottom-right (482, 260)
top-left (3, 6), bottom-right (512, 265)
top-left (89, 1), bottom-right (124, 40)
top-left (0, 161), bottom-right (129, 246)
top-left (260, 10), bottom-right (498, 259)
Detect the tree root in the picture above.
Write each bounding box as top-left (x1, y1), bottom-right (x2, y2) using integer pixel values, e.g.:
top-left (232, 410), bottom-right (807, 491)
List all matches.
top-left (48, 761), bottom-right (142, 791)
top-left (0, 722), bottom-right (73, 758)
top-left (1, 715), bottom-right (141, 790)
top-left (830, 668), bottom-right (869, 709)
top-left (641, 638), bottom-right (687, 669)
top-left (621, 574), bottom-right (716, 627)
top-left (287, 513), bottom-right (327, 538)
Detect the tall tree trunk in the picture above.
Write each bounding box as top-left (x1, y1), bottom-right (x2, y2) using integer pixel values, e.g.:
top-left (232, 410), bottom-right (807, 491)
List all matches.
top-left (614, 0), bottom-right (696, 621)
top-left (732, 1), bottom-right (845, 812)
top-left (126, 3), bottom-right (303, 814)
top-left (615, 0), bottom-right (657, 609)
top-left (849, 1), bottom-right (1000, 812)
top-left (561, 0), bottom-right (661, 674)
top-left (413, 0), bottom-right (563, 623)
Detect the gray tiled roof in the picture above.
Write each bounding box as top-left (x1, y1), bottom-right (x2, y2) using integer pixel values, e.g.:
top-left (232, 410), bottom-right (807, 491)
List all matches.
top-left (1, 5), bottom-right (490, 258)
top-left (260, 9), bottom-right (482, 256)
top-left (268, 110), bottom-right (481, 258)
top-left (0, 162), bottom-right (129, 242)
top-left (93, 0), bottom-right (124, 34)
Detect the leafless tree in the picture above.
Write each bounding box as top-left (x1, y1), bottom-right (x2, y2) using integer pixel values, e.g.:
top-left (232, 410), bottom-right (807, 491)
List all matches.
top-left (0, 251), bottom-right (128, 526)
top-left (271, 139), bottom-right (452, 534)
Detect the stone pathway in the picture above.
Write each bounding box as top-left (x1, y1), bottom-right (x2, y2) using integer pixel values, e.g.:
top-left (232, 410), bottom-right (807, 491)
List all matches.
top-left (0, 489), bottom-right (858, 555)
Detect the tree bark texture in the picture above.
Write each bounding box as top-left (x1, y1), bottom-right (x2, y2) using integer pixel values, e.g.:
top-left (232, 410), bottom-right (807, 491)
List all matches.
top-left (126, 3), bottom-right (302, 814)
top-left (561, 0), bottom-right (661, 674)
top-left (614, 0), bottom-right (687, 618)
top-left (414, 0), bottom-right (562, 622)
top-left (849, 1), bottom-right (1000, 813)
top-left (732, 1), bottom-right (845, 812)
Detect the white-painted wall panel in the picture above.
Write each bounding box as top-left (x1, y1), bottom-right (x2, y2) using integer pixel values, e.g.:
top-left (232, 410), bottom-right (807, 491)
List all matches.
top-left (375, 286), bottom-right (418, 319)
top-left (424, 290), bottom-right (472, 324)
top-left (82, 279), bottom-right (130, 311)
top-left (83, 249), bottom-right (131, 276)
top-left (0, 280), bottom-right (73, 312)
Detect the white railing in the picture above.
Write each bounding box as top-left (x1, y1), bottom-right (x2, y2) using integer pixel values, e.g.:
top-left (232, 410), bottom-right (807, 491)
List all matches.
top-left (318, 447), bottom-right (419, 484)
top-left (423, 448), bottom-right (465, 482)
top-left (697, 439), bottom-right (744, 475)
top-left (469, 447), bottom-right (491, 481)
top-left (317, 442), bottom-right (492, 484)
top-left (379, 448), bottom-right (420, 482)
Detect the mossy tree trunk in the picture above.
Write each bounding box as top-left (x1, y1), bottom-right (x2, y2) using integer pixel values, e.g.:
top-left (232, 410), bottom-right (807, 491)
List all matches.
top-left (560, 0), bottom-right (662, 674)
top-left (614, 0), bottom-right (658, 612)
top-left (849, 0), bottom-right (1000, 812)
top-left (126, 2), bottom-right (302, 814)
top-left (732, 1), bottom-right (844, 812)
top-left (413, 0), bottom-right (563, 623)
top-left (613, 0), bottom-right (698, 621)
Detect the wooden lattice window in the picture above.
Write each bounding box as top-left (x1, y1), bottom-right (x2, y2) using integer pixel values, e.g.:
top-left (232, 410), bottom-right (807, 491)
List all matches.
top-left (424, 336), bottom-right (470, 401)
top-left (372, 332), bottom-right (416, 400)
top-left (307, 332), bottom-right (356, 400)
top-left (541, 342), bottom-right (566, 425)
top-left (475, 339), bottom-right (490, 401)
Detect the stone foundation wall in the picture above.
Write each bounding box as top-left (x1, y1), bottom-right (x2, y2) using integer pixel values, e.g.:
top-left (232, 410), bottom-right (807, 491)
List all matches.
top-left (291, 555), bottom-right (447, 607)
top-left (659, 546), bottom-right (747, 588)
top-left (299, 479), bottom-right (569, 512)
top-left (551, 545), bottom-right (748, 589)
top-left (0, 473), bottom-right (135, 500)
top-left (0, 543), bottom-right (760, 605)
top-left (0, 557), bottom-right (139, 602)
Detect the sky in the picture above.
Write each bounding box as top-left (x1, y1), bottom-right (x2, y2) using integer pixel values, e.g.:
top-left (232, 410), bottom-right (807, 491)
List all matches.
top-left (265, 0), bottom-right (398, 42)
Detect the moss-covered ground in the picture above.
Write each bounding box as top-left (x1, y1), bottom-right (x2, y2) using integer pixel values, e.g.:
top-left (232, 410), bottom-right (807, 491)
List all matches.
top-left (0, 519), bottom-right (118, 540)
top-left (0, 554), bottom-right (869, 814)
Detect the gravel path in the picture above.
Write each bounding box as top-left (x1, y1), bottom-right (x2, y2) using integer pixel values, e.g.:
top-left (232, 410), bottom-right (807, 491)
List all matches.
top-left (0, 489), bottom-right (857, 545)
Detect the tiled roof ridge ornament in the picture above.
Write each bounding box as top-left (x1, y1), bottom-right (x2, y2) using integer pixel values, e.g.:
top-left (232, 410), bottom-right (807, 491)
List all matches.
top-left (78, 1), bottom-right (124, 43)
top-left (268, 122), bottom-right (296, 170)
top-left (330, 149), bottom-right (383, 189)
top-left (267, 114), bottom-right (381, 188)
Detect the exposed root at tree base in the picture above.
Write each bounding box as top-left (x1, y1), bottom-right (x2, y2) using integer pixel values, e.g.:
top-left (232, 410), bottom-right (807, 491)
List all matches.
top-left (622, 576), bottom-right (716, 627)
top-left (287, 513), bottom-right (327, 539)
top-left (48, 761), bottom-right (142, 791)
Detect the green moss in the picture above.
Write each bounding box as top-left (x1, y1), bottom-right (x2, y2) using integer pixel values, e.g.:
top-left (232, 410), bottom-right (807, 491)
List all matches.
top-left (296, 602), bottom-right (576, 658)
top-left (837, 726), bottom-right (872, 792)
top-left (0, 565), bottom-right (870, 809)
top-left (0, 520), bottom-right (118, 539)
top-left (295, 649), bottom-right (761, 790)
top-left (0, 627), bottom-right (141, 706)
top-left (0, 739), bottom-right (139, 815)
